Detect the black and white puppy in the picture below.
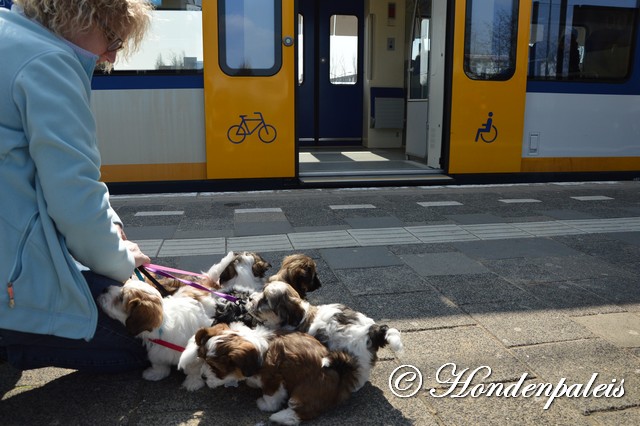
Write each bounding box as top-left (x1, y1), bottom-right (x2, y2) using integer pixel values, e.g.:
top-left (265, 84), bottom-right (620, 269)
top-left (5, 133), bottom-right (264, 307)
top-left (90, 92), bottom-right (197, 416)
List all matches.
top-left (204, 252), bottom-right (321, 326)
top-left (246, 281), bottom-right (403, 391)
top-left (179, 322), bottom-right (359, 425)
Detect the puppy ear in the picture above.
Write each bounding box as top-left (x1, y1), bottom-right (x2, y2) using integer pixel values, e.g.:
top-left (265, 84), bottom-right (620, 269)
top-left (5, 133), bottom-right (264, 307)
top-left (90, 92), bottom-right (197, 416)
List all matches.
top-left (125, 297), bottom-right (163, 336)
top-left (270, 290), bottom-right (304, 327)
top-left (232, 345), bottom-right (262, 377)
top-left (251, 254), bottom-right (272, 278)
top-left (195, 327), bottom-right (212, 347)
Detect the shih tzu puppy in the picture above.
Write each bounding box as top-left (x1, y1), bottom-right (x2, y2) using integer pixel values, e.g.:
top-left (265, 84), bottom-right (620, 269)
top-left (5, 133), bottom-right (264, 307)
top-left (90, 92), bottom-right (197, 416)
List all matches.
top-left (246, 281), bottom-right (403, 391)
top-left (203, 252), bottom-right (322, 326)
top-left (97, 279), bottom-right (211, 388)
top-left (179, 322), bottom-right (359, 425)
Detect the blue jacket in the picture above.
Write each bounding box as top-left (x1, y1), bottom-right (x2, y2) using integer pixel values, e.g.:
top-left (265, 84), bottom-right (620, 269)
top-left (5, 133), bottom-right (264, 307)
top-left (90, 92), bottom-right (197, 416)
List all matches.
top-left (0, 7), bottom-right (135, 340)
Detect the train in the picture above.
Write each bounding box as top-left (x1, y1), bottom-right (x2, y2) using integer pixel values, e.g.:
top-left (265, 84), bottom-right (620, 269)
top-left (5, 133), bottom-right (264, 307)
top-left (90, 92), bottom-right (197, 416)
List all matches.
top-left (5, 0), bottom-right (640, 192)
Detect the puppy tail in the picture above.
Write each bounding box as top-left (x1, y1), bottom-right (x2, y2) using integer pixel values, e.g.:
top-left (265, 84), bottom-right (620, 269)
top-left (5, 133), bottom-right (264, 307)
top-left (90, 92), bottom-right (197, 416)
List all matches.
top-left (325, 351), bottom-right (360, 395)
top-left (368, 324), bottom-right (404, 354)
top-left (204, 251), bottom-right (237, 283)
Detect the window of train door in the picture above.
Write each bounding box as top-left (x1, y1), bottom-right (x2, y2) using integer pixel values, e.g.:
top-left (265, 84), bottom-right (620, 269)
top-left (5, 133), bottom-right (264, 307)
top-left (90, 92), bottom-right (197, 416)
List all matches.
top-left (406, 0), bottom-right (431, 161)
top-left (203, 0), bottom-right (296, 180)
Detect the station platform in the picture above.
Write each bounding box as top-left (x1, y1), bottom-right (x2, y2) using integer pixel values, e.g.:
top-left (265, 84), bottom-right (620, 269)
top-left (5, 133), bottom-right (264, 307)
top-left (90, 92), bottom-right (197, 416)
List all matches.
top-left (2, 181), bottom-right (640, 425)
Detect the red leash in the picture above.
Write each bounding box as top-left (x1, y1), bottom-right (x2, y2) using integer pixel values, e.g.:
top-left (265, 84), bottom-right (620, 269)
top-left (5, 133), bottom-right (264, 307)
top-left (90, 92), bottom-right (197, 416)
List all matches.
top-left (149, 338), bottom-right (185, 352)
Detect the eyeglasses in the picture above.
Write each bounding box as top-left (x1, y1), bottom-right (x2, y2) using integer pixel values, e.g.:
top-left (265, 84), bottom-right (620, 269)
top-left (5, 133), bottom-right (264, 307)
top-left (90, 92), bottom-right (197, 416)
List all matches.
top-left (106, 37), bottom-right (124, 52)
top-left (100, 22), bottom-right (124, 53)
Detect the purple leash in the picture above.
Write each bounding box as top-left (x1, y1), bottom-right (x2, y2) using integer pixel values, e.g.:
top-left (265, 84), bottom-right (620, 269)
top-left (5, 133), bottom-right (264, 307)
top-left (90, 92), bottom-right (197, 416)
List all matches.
top-left (139, 264), bottom-right (239, 303)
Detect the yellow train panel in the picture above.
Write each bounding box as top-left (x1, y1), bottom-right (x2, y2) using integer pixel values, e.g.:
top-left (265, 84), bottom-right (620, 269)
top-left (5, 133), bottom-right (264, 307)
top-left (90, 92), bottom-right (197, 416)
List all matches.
top-left (448, 0), bottom-right (532, 174)
top-left (202, 1), bottom-right (296, 180)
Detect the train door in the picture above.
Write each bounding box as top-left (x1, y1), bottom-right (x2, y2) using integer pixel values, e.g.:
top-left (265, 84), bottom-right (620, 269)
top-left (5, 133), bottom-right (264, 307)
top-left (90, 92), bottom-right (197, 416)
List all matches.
top-left (447, 0), bottom-right (531, 174)
top-left (297, 0), bottom-right (365, 146)
top-left (203, 0), bottom-right (296, 180)
top-left (406, 0), bottom-right (447, 168)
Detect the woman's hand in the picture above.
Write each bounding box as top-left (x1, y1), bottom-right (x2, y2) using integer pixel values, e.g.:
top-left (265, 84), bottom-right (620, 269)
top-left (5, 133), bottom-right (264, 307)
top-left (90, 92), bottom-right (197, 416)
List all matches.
top-left (124, 240), bottom-right (151, 267)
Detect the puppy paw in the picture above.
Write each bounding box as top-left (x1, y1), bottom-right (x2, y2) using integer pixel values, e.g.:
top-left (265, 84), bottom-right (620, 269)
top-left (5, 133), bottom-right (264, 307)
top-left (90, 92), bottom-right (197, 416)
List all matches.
top-left (257, 394), bottom-right (284, 412)
top-left (142, 365), bottom-right (170, 381)
top-left (270, 408), bottom-right (301, 426)
top-left (182, 374), bottom-right (205, 391)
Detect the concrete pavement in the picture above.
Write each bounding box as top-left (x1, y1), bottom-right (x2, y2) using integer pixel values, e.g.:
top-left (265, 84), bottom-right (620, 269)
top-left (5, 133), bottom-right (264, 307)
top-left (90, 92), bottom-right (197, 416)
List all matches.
top-left (2, 181), bottom-right (640, 425)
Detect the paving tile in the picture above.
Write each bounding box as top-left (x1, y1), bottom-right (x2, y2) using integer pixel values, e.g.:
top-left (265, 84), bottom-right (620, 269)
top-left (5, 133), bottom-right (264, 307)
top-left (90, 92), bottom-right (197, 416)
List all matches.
top-left (334, 265), bottom-right (431, 296)
top-left (157, 238), bottom-right (225, 257)
top-left (512, 339), bottom-right (640, 414)
top-left (289, 230), bottom-right (358, 249)
top-left (424, 379), bottom-right (590, 426)
top-left (2, 369), bottom-right (144, 425)
top-left (571, 195), bottom-right (614, 201)
top-left (329, 204), bottom-right (377, 209)
top-left (463, 301), bottom-right (594, 347)
top-left (406, 224), bottom-right (478, 243)
top-left (453, 238), bottom-right (580, 260)
top-left (539, 209), bottom-right (599, 220)
top-left (519, 281), bottom-right (626, 316)
top-left (461, 223), bottom-right (533, 240)
top-left (352, 289), bottom-right (477, 332)
top-left (344, 216), bottom-right (405, 229)
top-left (591, 406), bottom-right (640, 426)
top-left (572, 313), bottom-right (640, 348)
top-left (234, 221), bottom-right (294, 237)
top-left (320, 246), bottom-right (403, 269)
top-left (418, 201), bottom-right (463, 207)
top-left (124, 225), bottom-right (177, 240)
top-left (607, 231), bottom-right (640, 246)
top-left (422, 273), bottom-right (533, 306)
top-left (401, 252), bottom-right (490, 276)
top-left (445, 213), bottom-right (506, 225)
top-left (233, 210), bottom-right (286, 222)
top-left (136, 239), bottom-right (163, 257)
top-left (498, 198), bottom-right (542, 203)
top-left (397, 327), bottom-right (534, 391)
top-left (348, 227), bottom-right (420, 246)
top-left (512, 221), bottom-right (586, 237)
top-left (481, 256), bottom-right (623, 285)
top-left (226, 234), bottom-right (293, 252)
top-left (568, 274), bottom-right (640, 312)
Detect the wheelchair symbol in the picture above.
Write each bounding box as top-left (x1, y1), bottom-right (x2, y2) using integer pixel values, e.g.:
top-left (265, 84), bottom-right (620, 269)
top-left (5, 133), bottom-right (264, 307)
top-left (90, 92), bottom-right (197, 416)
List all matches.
top-left (475, 112), bottom-right (498, 143)
top-left (227, 112), bottom-right (277, 144)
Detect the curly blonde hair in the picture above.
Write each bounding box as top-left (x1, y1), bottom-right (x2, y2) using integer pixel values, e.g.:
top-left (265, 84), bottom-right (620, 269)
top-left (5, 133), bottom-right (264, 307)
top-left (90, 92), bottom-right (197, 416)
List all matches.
top-left (14, 0), bottom-right (152, 62)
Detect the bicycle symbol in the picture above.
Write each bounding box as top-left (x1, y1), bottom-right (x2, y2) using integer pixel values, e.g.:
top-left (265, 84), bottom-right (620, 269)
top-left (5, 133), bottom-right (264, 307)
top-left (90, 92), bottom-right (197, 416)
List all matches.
top-left (227, 112), bottom-right (277, 144)
top-left (475, 112), bottom-right (498, 143)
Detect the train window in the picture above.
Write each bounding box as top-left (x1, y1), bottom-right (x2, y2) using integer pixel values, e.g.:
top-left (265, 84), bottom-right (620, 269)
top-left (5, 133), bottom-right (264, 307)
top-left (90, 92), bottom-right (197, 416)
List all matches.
top-left (409, 15), bottom-right (430, 100)
top-left (529, 0), bottom-right (638, 81)
top-left (111, 3), bottom-right (203, 72)
top-left (464, 0), bottom-right (519, 81)
top-left (218, 0), bottom-right (282, 76)
top-left (329, 15), bottom-right (358, 85)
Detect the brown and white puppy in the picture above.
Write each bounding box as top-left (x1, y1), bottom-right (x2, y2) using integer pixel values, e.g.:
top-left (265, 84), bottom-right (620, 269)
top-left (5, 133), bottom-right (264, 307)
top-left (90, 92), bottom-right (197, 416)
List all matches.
top-left (246, 281), bottom-right (403, 391)
top-left (97, 279), bottom-right (211, 389)
top-left (267, 253), bottom-right (322, 298)
top-left (180, 322), bottom-right (358, 425)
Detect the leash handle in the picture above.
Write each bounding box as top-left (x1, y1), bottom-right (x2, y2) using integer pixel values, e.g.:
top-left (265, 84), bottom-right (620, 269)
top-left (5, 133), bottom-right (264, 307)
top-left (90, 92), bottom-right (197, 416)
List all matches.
top-left (137, 265), bottom-right (171, 298)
